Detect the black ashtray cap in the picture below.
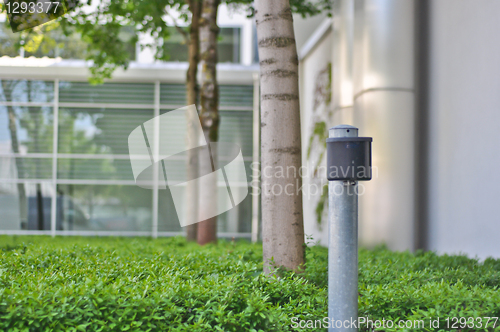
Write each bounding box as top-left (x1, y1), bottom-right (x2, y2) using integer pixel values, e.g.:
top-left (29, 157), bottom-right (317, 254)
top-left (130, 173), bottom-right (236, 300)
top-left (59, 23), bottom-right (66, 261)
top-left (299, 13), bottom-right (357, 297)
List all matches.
top-left (326, 137), bottom-right (372, 181)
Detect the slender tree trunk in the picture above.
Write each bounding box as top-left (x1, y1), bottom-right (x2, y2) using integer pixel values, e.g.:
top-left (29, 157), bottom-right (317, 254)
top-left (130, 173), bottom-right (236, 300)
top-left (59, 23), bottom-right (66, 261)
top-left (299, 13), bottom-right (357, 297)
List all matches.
top-left (185, 0), bottom-right (202, 241)
top-left (36, 183), bottom-right (44, 230)
top-left (255, 0), bottom-right (305, 274)
top-left (197, 0), bottom-right (220, 245)
top-left (27, 81), bottom-right (45, 230)
top-left (1, 80), bottom-right (28, 229)
top-left (68, 124), bottom-right (76, 230)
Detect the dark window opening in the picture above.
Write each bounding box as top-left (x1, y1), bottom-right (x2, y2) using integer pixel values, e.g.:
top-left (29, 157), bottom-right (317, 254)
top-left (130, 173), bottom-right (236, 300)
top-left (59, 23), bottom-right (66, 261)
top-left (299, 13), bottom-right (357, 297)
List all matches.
top-left (163, 26), bottom-right (241, 63)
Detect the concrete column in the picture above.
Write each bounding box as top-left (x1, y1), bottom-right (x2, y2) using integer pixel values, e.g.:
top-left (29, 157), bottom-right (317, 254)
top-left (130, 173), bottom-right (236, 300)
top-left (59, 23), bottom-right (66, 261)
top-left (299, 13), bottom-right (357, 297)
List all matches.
top-left (333, 0), bottom-right (417, 251)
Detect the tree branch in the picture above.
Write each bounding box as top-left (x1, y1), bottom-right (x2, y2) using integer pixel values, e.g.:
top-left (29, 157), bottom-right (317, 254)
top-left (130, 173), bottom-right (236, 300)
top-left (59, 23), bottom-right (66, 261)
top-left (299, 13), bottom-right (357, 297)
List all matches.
top-left (163, 8), bottom-right (189, 44)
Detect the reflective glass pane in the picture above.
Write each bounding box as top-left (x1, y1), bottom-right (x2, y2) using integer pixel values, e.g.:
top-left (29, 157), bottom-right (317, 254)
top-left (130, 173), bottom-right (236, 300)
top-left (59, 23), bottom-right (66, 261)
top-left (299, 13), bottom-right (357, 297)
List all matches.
top-left (218, 111), bottom-right (253, 157)
top-left (23, 26), bottom-right (88, 59)
top-left (0, 24), bottom-right (20, 57)
top-left (0, 182), bottom-right (53, 230)
top-left (159, 84), bottom-right (186, 106)
top-left (159, 84), bottom-right (254, 108)
top-left (219, 85), bottom-right (253, 108)
top-left (57, 184), bottom-right (152, 231)
top-left (58, 107), bottom-right (154, 155)
top-left (57, 158), bottom-right (134, 181)
top-left (218, 28), bottom-right (241, 63)
top-left (0, 157), bottom-right (52, 180)
top-left (162, 27), bottom-right (189, 62)
top-left (158, 188), bottom-right (182, 232)
top-left (0, 79), bottom-right (54, 103)
top-left (0, 105), bottom-right (54, 154)
top-left (59, 82), bottom-right (154, 104)
top-left (162, 27), bottom-right (240, 63)
top-left (243, 161), bottom-right (252, 183)
top-left (158, 184), bottom-right (252, 234)
top-left (217, 191), bottom-right (252, 233)
top-left (22, 26), bottom-right (136, 60)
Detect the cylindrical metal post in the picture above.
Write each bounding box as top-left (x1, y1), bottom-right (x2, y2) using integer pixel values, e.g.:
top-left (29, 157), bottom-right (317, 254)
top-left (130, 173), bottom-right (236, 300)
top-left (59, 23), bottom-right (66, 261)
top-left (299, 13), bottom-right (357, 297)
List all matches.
top-left (328, 124), bottom-right (358, 331)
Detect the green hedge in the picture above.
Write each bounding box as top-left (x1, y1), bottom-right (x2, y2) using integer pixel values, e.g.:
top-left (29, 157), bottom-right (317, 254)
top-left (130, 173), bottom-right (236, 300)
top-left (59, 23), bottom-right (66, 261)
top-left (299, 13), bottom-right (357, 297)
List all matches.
top-left (1, 236), bottom-right (500, 331)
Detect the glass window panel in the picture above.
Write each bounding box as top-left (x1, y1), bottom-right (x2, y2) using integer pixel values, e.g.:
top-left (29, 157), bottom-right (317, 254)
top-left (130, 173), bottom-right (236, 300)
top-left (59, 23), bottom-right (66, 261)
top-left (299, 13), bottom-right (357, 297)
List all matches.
top-left (4, 24), bottom-right (136, 60)
top-left (160, 84), bottom-right (253, 108)
top-left (57, 158), bottom-right (134, 181)
top-left (58, 108), bottom-right (154, 155)
top-left (162, 27), bottom-right (189, 62)
top-left (159, 158), bottom-right (189, 183)
top-left (253, 25), bottom-right (259, 64)
top-left (0, 105), bottom-right (54, 154)
top-left (217, 192), bottom-right (252, 233)
top-left (162, 27), bottom-right (241, 63)
top-left (159, 84), bottom-right (187, 106)
top-left (0, 79), bottom-right (54, 103)
top-left (57, 184), bottom-right (152, 231)
top-left (158, 188), bottom-right (182, 232)
top-left (219, 85), bottom-right (253, 108)
top-left (161, 157), bottom-right (253, 185)
top-left (155, 109), bottom-right (252, 180)
top-left (59, 82), bottom-right (154, 104)
top-left (218, 28), bottom-right (240, 63)
top-left (243, 161), bottom-right (253, 183)
top-left (0, 182), bottom-right (53, 230)
top-left (0, 24), bottom-right (20, 57)
top-left (0, 183), bottom-right (25, 230)
top-left (157, 108), bottom-right (193, 150)
top-left (158, 184), bottom-right (252, 234)
top-left (218, 111), bottom-right (253, 157)
top-left (23, 26), bottom-right (88, 59)
top-left (0, 157), bottom-right (52, 179)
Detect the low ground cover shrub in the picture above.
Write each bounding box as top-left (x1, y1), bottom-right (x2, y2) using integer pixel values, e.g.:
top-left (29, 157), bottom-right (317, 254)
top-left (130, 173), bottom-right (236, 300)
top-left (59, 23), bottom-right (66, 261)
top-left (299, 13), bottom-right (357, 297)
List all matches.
top-left (0, 236), bottom-right (499, 331)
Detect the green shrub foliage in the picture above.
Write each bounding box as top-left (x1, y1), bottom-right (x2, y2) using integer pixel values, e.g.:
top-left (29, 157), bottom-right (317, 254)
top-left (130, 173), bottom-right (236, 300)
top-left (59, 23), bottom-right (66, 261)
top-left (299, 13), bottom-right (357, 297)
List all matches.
top-left (1, 236), bottom-right (500, 331)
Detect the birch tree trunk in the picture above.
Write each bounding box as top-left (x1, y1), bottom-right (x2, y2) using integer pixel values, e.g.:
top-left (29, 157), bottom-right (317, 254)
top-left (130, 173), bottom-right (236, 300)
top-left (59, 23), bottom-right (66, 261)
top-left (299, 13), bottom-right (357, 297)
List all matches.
top-left (254, 0), bottom-right (305, 273)
top-left (197, 0), bottom-right (220, 245)
top-left (185, 0), bottom-right (202, 241)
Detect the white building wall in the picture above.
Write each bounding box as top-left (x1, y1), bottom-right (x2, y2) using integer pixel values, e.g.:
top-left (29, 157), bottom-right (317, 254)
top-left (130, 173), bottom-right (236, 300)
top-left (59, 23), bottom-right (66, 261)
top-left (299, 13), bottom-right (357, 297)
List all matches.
top-left (332, 0), bottom-right (354, 125)
top-left (427, 0), bottom-right (500, 259)
top-left (294, 13), bottom-right (329, 52)
top-left (299, 21), bottom-right (333, 246)
top-left (333, 0), bottom-right (417, 251)
top-left (303, 0), bottom-right (500, 258)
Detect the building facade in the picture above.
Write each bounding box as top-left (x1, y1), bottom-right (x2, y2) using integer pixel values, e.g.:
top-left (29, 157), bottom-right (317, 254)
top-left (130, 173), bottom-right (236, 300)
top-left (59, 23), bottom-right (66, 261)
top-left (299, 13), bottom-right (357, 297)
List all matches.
top-left (0, 4), bottom-right (260, 238)
top-left (299, 0), bottom-right (500, 259)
